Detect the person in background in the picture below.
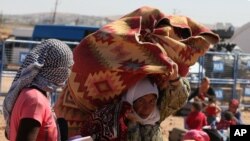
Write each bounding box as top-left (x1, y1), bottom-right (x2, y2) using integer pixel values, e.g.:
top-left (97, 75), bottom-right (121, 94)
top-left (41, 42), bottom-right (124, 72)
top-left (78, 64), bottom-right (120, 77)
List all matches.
top-left (183, 129), bottom-right (210, 141)
top-left (188, 77), bottom-right (216, 102)
top-left (3, 39), bottom-right (73, 141)
top-left (221, 99), bottom-right (243, 125)
top-left (186, 101), bottom-right (207, 130)
top-left (215, 111), bottom-right (235, 141)
top-left (204, 97), bottom-right (221, 125)
top-left (216, 111), bottom-right (236, 130)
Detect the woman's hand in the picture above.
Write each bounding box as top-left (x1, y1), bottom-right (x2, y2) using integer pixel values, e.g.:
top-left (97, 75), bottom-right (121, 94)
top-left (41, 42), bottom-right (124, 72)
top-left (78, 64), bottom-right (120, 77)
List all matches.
top-left (168, 63), bottom-right (181, 86)
top-left (160, 63), bottom-right (181, 88)
top-left (125, 111), bottom-right (138, 123)
top-left (169, 63), bottom-right (179, 81)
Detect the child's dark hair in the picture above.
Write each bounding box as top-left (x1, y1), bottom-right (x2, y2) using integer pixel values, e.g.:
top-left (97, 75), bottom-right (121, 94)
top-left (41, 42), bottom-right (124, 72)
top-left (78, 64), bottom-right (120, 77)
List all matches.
top-left (192, 101), bottom-right (202, 111)
top-left (224, 111), bottom-right (234, 121)
top-left (201, 77), bottom-right (209, 83)
top-left (209, 97), bottom-right (216, 103)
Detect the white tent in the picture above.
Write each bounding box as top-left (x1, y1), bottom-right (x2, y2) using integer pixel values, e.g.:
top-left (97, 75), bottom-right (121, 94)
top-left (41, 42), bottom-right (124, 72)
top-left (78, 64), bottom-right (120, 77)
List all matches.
top-left (230, 22), bottom-right (250, 53)
top-left (188, 62), bottom-right (205, 81)
top-left (12, 27), bottom-right (33, 39)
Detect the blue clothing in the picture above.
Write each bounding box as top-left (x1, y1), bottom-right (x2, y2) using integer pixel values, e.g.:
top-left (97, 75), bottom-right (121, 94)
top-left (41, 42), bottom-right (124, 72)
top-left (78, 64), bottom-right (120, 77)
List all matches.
top-left (234, 111), bottom-right (243, 124)
top-left (207, 116), bottom-right (216, 125)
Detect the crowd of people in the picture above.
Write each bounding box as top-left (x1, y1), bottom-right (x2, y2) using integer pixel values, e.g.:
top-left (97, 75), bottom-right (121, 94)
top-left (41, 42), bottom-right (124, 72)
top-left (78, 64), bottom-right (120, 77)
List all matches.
top-left (184, 77), bottom-right (244, 141)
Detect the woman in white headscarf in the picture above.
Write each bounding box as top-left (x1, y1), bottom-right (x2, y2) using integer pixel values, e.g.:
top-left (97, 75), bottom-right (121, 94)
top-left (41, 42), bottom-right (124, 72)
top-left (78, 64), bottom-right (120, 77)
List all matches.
top-left (123, 77), bottom-right (160, 124)
top-left (122, 77), bottom-right (162, 141)
top-left (80, 64), bottom-right (190, 141)
top-left (3, 39), bottom-right (73, 141)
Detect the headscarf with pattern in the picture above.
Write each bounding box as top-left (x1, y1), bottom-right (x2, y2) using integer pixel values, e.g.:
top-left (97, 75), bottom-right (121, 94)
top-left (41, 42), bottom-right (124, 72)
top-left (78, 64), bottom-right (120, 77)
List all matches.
top-left (3, 39), bottom-right (74, 139)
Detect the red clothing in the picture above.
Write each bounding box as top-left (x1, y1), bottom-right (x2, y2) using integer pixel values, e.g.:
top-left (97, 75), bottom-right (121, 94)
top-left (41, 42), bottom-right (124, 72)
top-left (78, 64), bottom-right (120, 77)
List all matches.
top-left (216, 119), bottom-right (236, 130)
top-left (80, 102), bottom-right (131, 141)
top-left (186, 111), bottom-right (207, 130)
top-left (10, 88), bottom-right (58, 141)
top-left (206, 105), bottom-right (217, 116)
top-left (183, 130), bottom-right (210, 141)
top-left (198, 93), bottom-right (206, 101)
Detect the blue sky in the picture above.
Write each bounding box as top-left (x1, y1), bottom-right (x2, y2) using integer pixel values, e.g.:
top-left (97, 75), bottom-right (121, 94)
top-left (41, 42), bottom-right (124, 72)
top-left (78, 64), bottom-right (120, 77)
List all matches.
top-left (0, 0), bottom-right (250, 26)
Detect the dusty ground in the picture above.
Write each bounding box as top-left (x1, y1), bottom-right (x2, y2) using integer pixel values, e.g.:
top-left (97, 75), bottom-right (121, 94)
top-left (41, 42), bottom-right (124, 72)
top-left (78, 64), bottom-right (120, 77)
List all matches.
top-left (0, 113), bottom-right (184, 141)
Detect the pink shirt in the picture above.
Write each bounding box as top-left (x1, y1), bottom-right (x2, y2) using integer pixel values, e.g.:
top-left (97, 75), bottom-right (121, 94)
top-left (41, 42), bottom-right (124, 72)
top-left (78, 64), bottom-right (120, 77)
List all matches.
top-left (10, 88), bottom-right (58, 141)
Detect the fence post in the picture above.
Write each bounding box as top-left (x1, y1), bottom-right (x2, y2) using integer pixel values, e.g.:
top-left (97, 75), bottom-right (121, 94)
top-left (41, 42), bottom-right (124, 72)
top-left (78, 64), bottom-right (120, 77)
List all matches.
top-left (0, 42), bottom-right (4, 94)
top-left (199, 55), bottom-right (205, 85)
top-left (233, 54), bottom-right (239, 99)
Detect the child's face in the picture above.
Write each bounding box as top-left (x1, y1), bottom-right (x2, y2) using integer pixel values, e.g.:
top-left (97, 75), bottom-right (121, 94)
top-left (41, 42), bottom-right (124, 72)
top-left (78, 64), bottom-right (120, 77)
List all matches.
top-left (201, 78), bottom-right (210, 87)
top-left (191, 106), bottom-right (195, 112)
top-left (133, 94), bottom-right (157, 119)
top-left (229, 104), bottom-right (238, 113)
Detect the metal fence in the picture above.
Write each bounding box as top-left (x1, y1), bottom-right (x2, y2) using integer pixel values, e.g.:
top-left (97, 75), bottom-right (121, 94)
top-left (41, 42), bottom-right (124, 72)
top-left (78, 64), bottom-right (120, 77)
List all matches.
top-left (191, 52), bottom-right (250, 107)
top-left (1, 39), bottom-right (250, 107)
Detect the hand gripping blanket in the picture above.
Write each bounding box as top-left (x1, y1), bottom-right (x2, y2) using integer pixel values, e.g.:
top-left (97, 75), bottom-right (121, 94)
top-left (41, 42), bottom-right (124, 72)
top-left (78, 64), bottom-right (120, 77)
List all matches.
top-left (54, 6), bottom-right (219, 136)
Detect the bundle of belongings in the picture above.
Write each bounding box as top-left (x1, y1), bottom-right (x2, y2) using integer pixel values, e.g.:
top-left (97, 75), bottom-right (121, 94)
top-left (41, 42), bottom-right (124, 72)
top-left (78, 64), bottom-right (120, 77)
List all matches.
top-left (54, 6), bottom-right (219, 139)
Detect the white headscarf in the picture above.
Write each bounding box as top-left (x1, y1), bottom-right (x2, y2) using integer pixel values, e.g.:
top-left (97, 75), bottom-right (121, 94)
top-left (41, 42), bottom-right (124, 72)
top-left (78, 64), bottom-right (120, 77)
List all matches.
top-left (122, 77), bottom-right (160, 125)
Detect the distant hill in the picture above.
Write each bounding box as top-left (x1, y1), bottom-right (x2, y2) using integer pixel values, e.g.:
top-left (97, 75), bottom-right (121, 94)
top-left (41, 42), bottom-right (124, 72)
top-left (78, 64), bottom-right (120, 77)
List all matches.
top-left (1, 12), bottom-right (116, 27)
top-left (1, 12), bottom-right (232, 30)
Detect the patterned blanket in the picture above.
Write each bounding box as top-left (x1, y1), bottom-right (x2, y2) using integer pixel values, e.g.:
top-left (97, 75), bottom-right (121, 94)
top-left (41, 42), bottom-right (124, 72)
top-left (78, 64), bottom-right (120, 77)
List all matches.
top-left (54, 6), bottom-right (219, 136)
